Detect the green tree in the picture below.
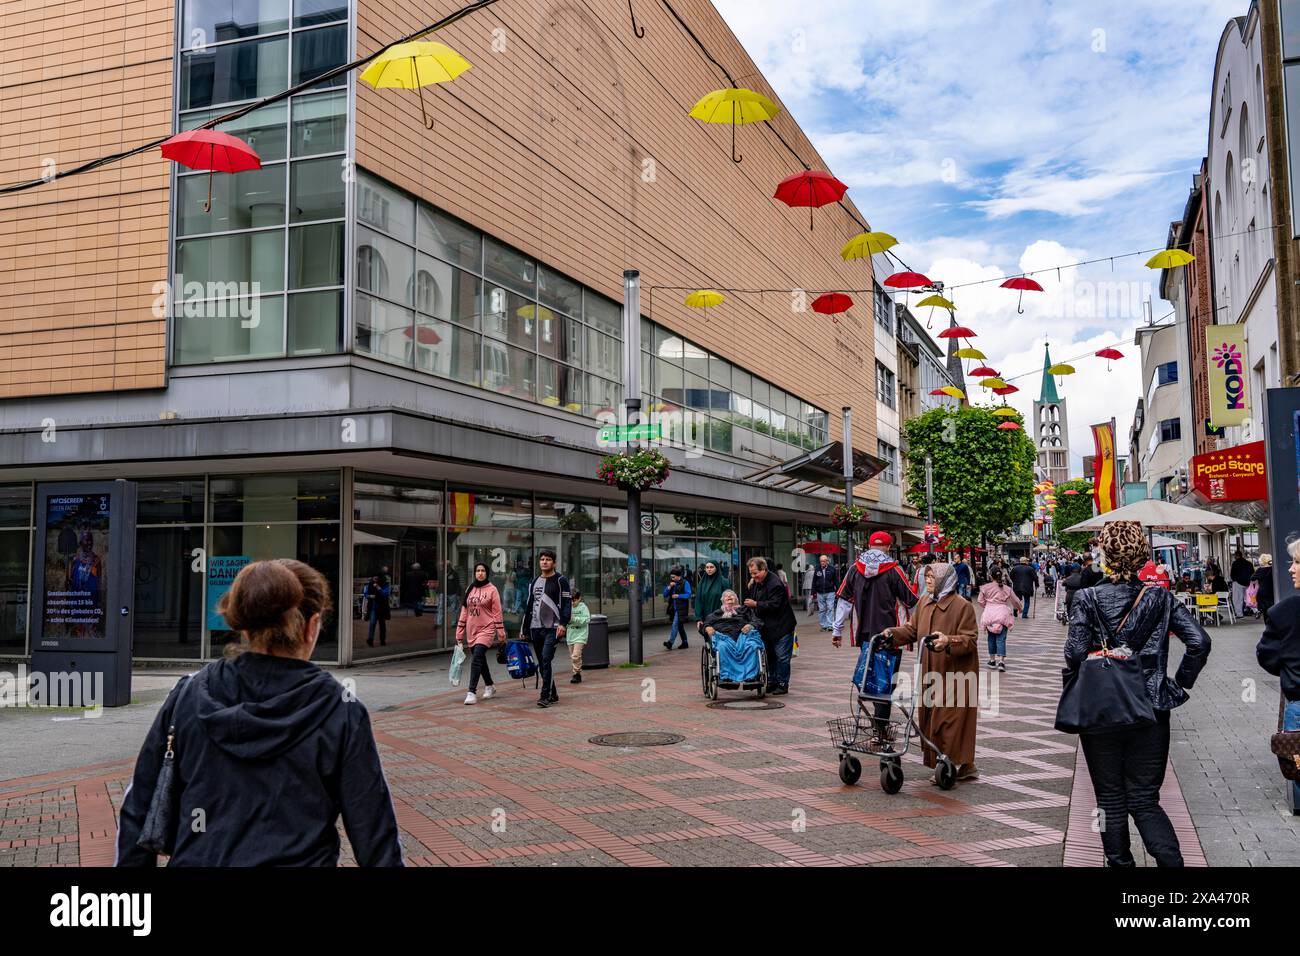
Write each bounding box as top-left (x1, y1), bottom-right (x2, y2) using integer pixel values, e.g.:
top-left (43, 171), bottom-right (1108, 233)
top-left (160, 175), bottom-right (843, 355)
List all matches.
top-left (1051, 479), bottom-right (1095, 551)
top-left (902, 406), bottom-right (1037, 547)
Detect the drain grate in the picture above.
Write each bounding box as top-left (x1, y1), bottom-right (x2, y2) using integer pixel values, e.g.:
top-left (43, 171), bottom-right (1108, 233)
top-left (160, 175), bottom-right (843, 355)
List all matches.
top-left (707, 699), bottom-right (786, 711)
top-left (589, 731), bottom-right (685, 747)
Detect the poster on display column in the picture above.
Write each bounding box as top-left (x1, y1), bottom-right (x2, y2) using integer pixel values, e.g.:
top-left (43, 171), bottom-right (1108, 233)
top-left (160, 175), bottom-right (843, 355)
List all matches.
top-left (40, 493), bottom-right (111, 641)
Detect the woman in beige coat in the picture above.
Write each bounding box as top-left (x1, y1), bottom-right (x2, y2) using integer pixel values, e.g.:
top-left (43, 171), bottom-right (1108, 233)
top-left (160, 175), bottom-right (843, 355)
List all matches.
top-left (884, 561), bottom-right (981, 782)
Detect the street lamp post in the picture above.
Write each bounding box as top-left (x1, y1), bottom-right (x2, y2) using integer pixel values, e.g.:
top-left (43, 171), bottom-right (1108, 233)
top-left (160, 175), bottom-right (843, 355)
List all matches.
top-left (925, 453), bottom-right (935, 555)
top-left (623, 269), bottom-right (643, 665)
top-left (843, 407), bottom-right (854, 570)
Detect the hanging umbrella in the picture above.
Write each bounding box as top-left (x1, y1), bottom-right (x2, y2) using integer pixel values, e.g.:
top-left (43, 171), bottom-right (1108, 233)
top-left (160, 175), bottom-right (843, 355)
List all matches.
top-left (969, 366), bottom-right (1000, 378)
top-left (938, 326), bottom-right (976, 339)
top-left (402, 325), bottom-right (443, 345)
top-left (992, 407), bottom-right (1019, 417)
top-left (360, 40), bottom-right (473, 129)
top-left (161, 129), bottom-right (261, 212)
top-left (929, 388), bottom-right (950, 396)
top-left (994, 384), bottom-right (1020, 396)
top-left (1063, 489), bottom-right (1081, 495)
top-left (773, 170), bottom-right (848, 230)
top-left (689, 87), bottom-right (781, 163)
top-left (1001, 276), bottom-right (1044, 314)
top-left (1048, 362), bottom-right (1076, 389)
top-left (840, 231), bottom-right (898, 260)
top-left (1145, 249), bottom-right (1196, 270)
top-left (884, 271), bottom-right (933, 289)
top-left (979, 378), bottom-right (1009, 390)
top-left (1096, 347), bottom-right (1124, 371)
top-left (997, 422), bottom-right (1022, 431)
top-left (684, 290), bottom-right (725, 309)
top-left (953, 347), bottom-right (986, 360)
top-left (939, 386), bottom-right (965, 399)
top-left (812, 293), bottom-right (853, 315)
top-left (915, 293), bottom-right (956, 329)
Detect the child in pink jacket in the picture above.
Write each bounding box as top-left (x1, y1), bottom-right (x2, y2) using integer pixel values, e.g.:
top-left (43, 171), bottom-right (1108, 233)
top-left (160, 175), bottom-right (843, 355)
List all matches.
top-left (977, 567), bottom-right (1022, 672)
top-left (456, 563), bottom-right (506, 704)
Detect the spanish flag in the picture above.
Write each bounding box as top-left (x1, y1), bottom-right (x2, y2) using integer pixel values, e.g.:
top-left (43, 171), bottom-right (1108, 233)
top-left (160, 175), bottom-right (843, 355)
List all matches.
top-left (1091, 421), bottom-right (1118, 514)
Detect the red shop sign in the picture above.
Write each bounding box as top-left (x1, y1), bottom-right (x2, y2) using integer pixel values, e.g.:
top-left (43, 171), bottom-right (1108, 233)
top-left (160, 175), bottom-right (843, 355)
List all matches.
top-left (1190, 441), bottom-right (1268, 502)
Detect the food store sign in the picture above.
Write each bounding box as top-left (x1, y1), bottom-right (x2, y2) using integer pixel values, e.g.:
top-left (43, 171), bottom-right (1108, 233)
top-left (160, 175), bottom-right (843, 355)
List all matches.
top-left (1190, 441), bottom-right (1268, 502)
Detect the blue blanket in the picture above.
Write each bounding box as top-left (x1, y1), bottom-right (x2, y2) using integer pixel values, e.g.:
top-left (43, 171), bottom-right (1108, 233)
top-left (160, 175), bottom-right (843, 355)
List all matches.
top-left (714, 629), bottom-right (764, 682)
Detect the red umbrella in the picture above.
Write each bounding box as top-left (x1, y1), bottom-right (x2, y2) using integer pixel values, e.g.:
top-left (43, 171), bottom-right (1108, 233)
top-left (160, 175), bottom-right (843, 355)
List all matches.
top-left (884, 271), bottom-right (933, 289)
top-left (812, 293), bottom-right (853, 315)
top-left (1001, 276), bottom-right (1044, 314)
top-left (929, 388), bottom-right (949, 396)
top-left (162, 129), bottom-right (261, 212)
top-left (1063, 489), bottom-right (1081, 495)
top-left (994, 384), bottom-right (1019, 396)
top-left (1096, 347), bottom-right (1124, 371)
top-left (969, 366), bottom-right (999, 378)
top-left (799, 541), bottom-right (842, 555)
top-left (403, 325), bottom-right (443, 345)
top-left (938, 326), bottom-right (976, 339)
top-left (773, 170), bottom-right (848, 230)
top-left (997, 422), bottom-right (1022, 431)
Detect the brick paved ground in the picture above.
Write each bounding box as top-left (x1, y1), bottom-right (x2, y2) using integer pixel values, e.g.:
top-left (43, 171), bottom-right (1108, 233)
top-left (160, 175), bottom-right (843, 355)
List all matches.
top-left (0, 603), bottom-right (1233, 867)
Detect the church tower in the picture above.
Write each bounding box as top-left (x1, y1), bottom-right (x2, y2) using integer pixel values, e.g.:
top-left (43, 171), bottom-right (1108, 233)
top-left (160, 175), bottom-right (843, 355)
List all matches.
top-left (1034, 345), bottom-right (1070, 486)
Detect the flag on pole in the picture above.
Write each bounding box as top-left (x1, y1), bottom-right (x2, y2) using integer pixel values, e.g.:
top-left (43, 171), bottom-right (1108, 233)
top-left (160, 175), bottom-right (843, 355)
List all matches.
top-left (1091, 422), bottom-right (1118, 514)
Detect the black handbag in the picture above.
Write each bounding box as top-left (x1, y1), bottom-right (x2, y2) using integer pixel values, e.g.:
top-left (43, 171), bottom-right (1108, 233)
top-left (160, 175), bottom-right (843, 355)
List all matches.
top-left (136, 674), bottom-right (196, 856)
top-left (1055, 589), bottom-right (1156, 735)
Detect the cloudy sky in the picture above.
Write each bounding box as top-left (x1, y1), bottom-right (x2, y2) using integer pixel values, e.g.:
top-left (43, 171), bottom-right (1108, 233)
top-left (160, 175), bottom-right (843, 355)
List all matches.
top-left (714, 0), bottom-right (1245, 473)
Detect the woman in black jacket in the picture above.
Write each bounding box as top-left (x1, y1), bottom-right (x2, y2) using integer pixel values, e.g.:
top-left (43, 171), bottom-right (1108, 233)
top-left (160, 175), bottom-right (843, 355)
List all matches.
top-left (1256, 541), bottom-right (1300, 812)
top-left (1064, 521), bottom-right (1211, 868)
top-left (1250, 554), bottom-right (1275, 616)
top-left (116, 559), bottom-right (403, 867)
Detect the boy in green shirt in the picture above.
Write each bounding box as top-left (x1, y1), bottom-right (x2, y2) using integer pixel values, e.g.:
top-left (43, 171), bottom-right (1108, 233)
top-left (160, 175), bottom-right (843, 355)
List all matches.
top-left (567, 589), bottom-right (591, 683)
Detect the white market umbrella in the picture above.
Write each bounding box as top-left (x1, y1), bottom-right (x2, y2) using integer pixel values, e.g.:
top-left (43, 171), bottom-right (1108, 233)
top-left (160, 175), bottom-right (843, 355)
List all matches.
top-left (582, 544), bottom-right (628, 560)
top-left (1063, 498), bottom-right (1252, 535)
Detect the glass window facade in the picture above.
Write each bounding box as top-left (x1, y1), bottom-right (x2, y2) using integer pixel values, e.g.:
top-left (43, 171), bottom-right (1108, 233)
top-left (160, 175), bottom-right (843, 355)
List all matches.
top-left (173, 0), bottom-right (347, 365)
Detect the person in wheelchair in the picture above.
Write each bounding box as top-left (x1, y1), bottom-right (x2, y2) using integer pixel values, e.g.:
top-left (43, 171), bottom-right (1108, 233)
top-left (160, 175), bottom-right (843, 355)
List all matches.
top-left (699, 589), bottom-right (765, 682)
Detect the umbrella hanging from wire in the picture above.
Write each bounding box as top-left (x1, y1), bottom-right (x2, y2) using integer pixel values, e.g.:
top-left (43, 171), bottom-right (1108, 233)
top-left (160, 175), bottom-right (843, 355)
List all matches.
top-left (915, 293), bottom-right (955, 329)
top-left (161, 129), bottom-right (262, 212)
top-left (840, 231), bottom-right (898, 260)
top-left (773, 170), bottom-right (847, 230)
top-left (685, 290), bottom-right (725, 321)
top-left (812, 293), bottom-right (853, 315)
top-left (953, 347), bottom-right (986, 360)
top-left (884, 271), bottom-right (933, 289)
top-left (1048, 363), bottom-right (1076, 389)
top-left (359, 40), bottom-right (473, 130)
top-left (1145, 249), bottom-right (1195, 270)
top-left (689, 87), bottom-right (781, 163)
top-left (992, 407), bottom-right (1019, 418)
top-left (1001, 276), bottom-right (1044, 314)
top-left (1096, 347), bottom-right (1124, 371)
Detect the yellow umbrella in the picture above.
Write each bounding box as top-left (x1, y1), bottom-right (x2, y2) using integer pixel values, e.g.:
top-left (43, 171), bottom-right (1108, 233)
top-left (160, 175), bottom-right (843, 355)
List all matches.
top-left (979, 378), bottom-right (1008, 390)
top-left (916, 294), bottom-right (955, 311)
top-left (840, 231), bottom-right (898, 260)
top-left (1145, 249), bottom-right (1195, 270)
top-left (684, 290), bottom-right (726, 309)
top-left (689, 88), bottom-right (781, 163)
top-left (360, 40), bottom-right (473, 129)
top-left (953, 347), bottom-right (986, 361)
top-left (1048, 364), bottom-right (1076, 376)
top-left (516, 304), bottom-right (555, 323)
top-left (940, 386), bottom-right (965, 399)
top-left (993, 407), bottom-right (1019, 417)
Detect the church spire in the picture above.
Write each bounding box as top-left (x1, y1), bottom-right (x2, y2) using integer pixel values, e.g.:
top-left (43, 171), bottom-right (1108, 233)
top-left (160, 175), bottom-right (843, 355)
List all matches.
top-left (1040, 343), bottom-right (1060, 404)
top-left (945, 315), bottom-right (966, 400)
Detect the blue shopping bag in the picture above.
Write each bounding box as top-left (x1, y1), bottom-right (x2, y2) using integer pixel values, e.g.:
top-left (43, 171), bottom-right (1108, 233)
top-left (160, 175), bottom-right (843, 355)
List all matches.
top-left (853, 641), bottom-right (899, 696)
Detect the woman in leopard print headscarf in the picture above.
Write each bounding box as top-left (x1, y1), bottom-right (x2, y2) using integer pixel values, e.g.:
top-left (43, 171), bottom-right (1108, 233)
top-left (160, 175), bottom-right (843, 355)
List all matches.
top-left (1062, 520), bottom-right (1212, 868)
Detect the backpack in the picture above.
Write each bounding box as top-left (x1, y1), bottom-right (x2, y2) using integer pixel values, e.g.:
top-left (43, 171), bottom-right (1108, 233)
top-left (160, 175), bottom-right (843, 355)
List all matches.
top-left (506, 640), bottom-right (538, 684)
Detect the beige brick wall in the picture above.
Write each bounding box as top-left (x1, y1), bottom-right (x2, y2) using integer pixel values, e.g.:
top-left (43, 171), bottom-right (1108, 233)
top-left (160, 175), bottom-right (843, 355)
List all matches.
top-left (0, 0), bottom-right (173, 397)
top-left (356, 0), bottom-right (881, 498)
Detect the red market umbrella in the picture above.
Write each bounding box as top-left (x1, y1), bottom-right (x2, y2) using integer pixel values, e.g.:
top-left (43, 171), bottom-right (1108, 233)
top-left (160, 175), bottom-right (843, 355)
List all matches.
top-left (1096, 346), bottom-right (1124, 371)
top-left (773, 170), bottom-right (848, 230)
top-left (884, 271), bottom-right (933, 289)
top-left (812, 293), bottom-right (853, 315)
top-left (162, 129), bottom-right (262, 212)
top-left (1001, 276), bottom-right (1044, 314)
top-left (938, 326), bottom-right (976, 339)
top-left (799, 541), bottom-right (841, 555)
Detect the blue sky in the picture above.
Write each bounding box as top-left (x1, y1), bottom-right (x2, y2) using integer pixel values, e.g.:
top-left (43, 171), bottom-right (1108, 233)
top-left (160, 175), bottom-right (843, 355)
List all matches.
top-left (714, 0), bottom-right (1246, 473)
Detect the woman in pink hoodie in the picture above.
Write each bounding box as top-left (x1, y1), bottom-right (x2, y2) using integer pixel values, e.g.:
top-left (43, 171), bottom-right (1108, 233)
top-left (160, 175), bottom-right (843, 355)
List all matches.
top-left (456, 562), bottom-right (506, 705)
top-left (977, 566), bottom-right (1022, 672)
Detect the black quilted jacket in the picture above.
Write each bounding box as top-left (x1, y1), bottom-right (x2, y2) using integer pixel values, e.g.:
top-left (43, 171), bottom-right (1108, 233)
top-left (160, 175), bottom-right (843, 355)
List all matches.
top-left (1064, 581), bottom-right (1212, 711)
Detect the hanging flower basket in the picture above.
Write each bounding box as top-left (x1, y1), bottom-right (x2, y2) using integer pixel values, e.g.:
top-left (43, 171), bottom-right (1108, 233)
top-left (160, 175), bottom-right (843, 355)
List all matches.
top-left (830, 503), bottom-right (867, 529)
top-left (598, 449), bottom-right (671, 492)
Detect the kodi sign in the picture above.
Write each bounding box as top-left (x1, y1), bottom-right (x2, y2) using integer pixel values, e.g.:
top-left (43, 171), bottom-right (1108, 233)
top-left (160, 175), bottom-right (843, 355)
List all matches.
top-left (1206, 324), bottom-right (1250, 428)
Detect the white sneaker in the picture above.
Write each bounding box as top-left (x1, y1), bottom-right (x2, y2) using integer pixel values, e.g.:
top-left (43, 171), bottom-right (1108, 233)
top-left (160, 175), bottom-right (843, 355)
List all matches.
top-left (482, 686), bottom-right (496, 699)
top-left (463, 692), bottom-right (477, 705)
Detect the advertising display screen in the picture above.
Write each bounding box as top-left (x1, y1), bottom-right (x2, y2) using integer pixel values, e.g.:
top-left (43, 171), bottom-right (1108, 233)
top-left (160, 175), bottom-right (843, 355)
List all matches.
top-left (41, 493), bottom-right (110, 640)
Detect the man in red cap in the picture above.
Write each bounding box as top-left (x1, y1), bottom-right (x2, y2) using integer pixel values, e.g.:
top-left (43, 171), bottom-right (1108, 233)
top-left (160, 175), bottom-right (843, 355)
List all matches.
top-left (833, 532), bottom-right (918, 738)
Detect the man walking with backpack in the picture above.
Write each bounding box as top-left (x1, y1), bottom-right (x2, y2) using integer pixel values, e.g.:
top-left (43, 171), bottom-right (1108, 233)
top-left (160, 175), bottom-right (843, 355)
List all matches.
top-left (521, 548), bottom-right (572, 708)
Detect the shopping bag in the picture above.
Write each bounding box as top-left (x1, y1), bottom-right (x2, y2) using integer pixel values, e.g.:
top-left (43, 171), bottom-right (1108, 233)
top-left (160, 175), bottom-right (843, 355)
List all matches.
top-left (852, 640), bottom-right (898, 696)
top-left (1246, 580), bottom-right (1260, 611)
top-left (448, 643), bottom-right (467, 686)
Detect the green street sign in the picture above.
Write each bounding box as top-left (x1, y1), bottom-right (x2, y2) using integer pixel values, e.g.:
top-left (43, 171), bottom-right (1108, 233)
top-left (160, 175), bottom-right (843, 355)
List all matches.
top-left (600, 424), bottom-right (662, 442)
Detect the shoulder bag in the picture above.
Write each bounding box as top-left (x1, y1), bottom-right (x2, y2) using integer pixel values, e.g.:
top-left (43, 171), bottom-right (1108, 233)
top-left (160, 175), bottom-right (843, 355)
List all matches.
top-left (1272, 694), bottom-right (1300, 781)
top-left (136, 673), bottom-right (196, 856)
top-left (1054, 588), bottom-right (1157, 735)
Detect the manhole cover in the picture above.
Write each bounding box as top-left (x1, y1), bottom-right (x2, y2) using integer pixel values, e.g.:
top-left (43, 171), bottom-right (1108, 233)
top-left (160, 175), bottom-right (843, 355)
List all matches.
top-left (707, 699), bottom-right (786, 711)
top-left (589, 732), bottom-right (685, 747)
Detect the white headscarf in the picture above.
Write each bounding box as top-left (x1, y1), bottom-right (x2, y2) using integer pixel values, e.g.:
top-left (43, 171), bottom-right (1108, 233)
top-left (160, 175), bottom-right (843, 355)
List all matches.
top-left (929, 562), bottom-right (959, 601)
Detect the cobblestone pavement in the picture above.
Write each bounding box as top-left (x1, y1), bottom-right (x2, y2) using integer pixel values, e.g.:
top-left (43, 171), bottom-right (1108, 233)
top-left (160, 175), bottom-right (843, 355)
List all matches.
top-left (0, 603), bottom-right (1228, 867)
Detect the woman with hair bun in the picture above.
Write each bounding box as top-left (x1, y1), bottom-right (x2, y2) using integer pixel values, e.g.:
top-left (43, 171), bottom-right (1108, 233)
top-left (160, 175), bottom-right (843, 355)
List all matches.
top-left (116, 559), bottom-right (403, 866)
top-left (1063, 521), bottom-right (1211, 868)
